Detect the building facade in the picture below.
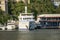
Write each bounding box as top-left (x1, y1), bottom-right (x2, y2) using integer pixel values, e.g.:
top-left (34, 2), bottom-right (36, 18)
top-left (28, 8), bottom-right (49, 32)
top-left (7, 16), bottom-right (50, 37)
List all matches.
top-left (0, 0), bottom-right (8, 13)
top-left (0, 0), bottom-right (6, 11)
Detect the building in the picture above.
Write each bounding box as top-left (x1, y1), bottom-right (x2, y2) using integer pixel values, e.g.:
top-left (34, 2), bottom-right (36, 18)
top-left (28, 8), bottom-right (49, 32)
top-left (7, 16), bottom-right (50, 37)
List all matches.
top-left (0, 0), bottom-right (8, 13)
top-left (0, 0), bottom-right (6, 11)
top-left (51, 0), bottom-right (60, 7)
top-left (37, 14), bottom-right (60, 28)
top-left (18, 6), bottom-right (35, 30)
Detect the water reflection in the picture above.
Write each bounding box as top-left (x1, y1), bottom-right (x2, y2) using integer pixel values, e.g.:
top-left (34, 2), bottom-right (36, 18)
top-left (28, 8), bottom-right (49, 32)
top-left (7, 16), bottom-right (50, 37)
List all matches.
top-left (0, 29), bottom-right (60, 40)
top-left (0, 31), bottom-right (19, 40)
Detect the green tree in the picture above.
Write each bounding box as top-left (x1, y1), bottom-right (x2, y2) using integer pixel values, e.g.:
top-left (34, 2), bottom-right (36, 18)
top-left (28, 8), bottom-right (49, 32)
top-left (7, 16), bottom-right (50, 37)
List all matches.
top-left (31, 0), bottom-right (56, 14)
top-left (0, 9), bottom-right (9, 25)
top-left (8, 0), bottom-right (60, 20)
top-left (8, 0), bottom-right (25, 20)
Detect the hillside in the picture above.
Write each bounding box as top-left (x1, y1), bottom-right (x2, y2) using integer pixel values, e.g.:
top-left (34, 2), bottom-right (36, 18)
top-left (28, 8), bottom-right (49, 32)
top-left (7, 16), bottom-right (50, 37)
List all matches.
top-left (0, 0), bottom-right (60, 24)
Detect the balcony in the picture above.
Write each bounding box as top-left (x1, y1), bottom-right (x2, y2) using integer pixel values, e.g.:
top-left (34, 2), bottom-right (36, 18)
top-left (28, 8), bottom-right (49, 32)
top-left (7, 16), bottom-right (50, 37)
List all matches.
top-left (40, 19), bottom-right (60, 22)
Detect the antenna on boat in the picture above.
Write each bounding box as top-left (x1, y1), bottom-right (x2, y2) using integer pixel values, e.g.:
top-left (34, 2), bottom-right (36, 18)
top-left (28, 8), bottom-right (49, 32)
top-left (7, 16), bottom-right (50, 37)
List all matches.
top-left (25, 6), bottom-right (27, 14)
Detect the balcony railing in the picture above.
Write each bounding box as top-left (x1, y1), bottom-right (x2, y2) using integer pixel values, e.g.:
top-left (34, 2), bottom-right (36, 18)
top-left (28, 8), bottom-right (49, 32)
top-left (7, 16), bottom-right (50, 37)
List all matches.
top-left (39, 20), bottom-right (60, 22)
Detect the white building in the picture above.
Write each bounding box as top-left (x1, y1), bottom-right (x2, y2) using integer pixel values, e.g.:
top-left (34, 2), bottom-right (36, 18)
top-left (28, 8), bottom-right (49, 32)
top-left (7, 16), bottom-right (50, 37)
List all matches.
top-left (18, 6), bottom-right (35, 30)
top-left (51, 0), bottom-right (60, 7)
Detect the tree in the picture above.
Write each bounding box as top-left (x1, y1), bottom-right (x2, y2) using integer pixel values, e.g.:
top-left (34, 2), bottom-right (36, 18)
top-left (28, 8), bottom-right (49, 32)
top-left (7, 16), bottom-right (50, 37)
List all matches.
top-left (0, 9), bottom-right (9, 25)
top-left (8, 0), bottom-right (60, 20)
top-left (30, 0), bottom-right (56, 14)
top-left (8, 0), bottom-right (25, 20)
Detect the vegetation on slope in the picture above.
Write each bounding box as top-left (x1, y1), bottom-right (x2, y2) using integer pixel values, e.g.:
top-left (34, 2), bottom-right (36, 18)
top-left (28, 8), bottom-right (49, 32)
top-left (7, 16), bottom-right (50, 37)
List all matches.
top-left (0, 9), bottom-right (10, 25)
top-left (0, 0), bottom-right (60, 24)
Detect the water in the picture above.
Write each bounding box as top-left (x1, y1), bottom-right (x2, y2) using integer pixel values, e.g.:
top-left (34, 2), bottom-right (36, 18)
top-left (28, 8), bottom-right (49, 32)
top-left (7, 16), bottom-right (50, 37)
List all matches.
top-left (0, 29), bottom-right (60, 40)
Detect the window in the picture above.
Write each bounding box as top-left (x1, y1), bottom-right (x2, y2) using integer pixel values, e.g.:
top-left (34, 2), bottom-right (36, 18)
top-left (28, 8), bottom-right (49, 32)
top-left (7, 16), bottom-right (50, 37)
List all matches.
top-left (0, 1), bottom-right (1, 4)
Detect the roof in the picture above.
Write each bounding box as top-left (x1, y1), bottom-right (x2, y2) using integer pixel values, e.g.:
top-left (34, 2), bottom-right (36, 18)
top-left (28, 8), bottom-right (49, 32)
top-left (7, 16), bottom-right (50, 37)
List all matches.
top-left (38, 14), bottom-right (60, 17)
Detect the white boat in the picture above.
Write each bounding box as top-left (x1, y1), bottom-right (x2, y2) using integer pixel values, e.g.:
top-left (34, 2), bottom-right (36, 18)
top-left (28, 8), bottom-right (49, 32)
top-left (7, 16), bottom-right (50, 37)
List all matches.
top-left (18, 6), bottom-right (35, 30)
